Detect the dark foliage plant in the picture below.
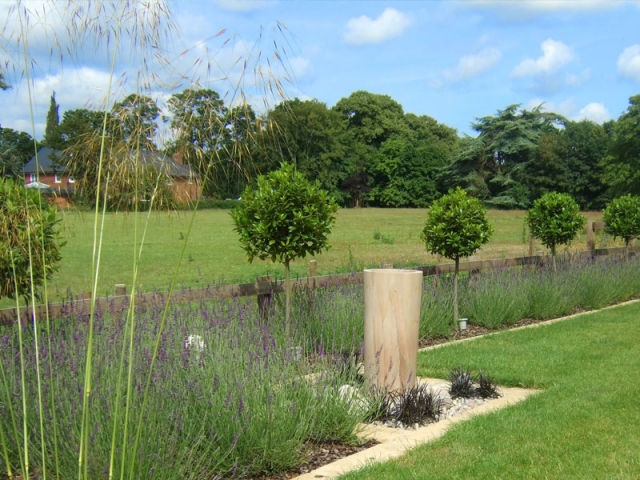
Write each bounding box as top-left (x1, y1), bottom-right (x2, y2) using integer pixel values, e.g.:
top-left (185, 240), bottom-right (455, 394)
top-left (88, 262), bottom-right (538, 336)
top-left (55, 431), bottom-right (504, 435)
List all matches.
top-left (476, 373), bottom-right (501, 399)
top-left (365, 383), bottom-right (443, 426)
top-left (392, 383), bottom-right (443, 425)
top-left (449, 368), bottom-right (476, 399)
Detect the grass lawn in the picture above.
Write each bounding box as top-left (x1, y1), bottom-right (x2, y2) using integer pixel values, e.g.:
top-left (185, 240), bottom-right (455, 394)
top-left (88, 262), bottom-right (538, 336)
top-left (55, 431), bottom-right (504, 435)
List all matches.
top-left (1, 208), bottom-right (610, 308)
top-left (341, 301), bottom-right (640, 479)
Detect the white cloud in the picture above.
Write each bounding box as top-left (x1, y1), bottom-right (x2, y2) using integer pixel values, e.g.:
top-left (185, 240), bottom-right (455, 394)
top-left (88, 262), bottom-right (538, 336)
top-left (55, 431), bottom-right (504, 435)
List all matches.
top-left (513, 39), bottom-right (574, 77)
top-left (572, 102), bottom-right (611, 124)
top-left (213, 0), bottom-right (272, 12)
top-left (525, 98), bottom-right (611, 125)
top-left (442, 48), bottom-right (502, 83)
top-left (344, 8), bottom-right (411, 45)
top-left (617, 45), bottom-right (640, 83)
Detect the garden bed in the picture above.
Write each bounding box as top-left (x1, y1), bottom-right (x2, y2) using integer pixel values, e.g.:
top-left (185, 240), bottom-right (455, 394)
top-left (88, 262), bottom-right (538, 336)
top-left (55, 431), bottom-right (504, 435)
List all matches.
top-left (3, 254), bottom-right (640, 479)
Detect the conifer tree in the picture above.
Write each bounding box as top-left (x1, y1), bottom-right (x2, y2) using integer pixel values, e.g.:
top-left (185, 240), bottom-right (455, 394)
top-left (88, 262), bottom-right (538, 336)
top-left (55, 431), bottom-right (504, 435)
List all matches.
top-left (44, 91), bottom-right (62, 148)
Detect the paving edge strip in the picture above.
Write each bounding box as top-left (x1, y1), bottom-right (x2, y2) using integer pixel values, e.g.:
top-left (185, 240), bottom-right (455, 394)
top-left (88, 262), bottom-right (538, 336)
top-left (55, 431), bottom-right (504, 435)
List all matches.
top-left (294, 382), bottom-right (538, 480)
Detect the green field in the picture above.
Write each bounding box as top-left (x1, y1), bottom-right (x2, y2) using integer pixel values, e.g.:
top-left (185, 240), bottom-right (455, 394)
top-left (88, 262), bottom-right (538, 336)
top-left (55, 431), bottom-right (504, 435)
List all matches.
top-left (3, 208), bottom-right (609, 307)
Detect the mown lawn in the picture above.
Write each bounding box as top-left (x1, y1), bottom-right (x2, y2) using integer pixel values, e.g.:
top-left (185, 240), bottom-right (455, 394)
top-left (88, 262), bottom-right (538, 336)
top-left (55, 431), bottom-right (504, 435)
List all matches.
top-left (341, 301), bottom-right (640, 479)
top-left (1, 208), bottom-right (609, 308)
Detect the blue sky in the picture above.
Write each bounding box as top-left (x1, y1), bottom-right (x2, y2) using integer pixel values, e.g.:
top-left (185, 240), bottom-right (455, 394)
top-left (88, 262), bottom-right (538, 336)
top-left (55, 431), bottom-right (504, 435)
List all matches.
top-left (2, 0), bottom-right (640, 140)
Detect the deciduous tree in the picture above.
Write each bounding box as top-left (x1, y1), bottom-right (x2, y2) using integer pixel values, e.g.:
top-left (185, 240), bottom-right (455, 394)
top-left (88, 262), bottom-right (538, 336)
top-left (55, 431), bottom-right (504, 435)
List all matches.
top-left (605, 94), bottom-right (640, 196)
top-left (0, 128), bottom-right (35, 178)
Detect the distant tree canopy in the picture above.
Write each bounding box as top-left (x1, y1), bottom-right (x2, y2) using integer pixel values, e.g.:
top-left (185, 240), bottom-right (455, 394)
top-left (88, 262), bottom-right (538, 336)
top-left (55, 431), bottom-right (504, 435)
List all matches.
top-left (14, 86), bottom-right (640, 208)
top-left (0, 128), bottom-right (35, 178)
top-left (604, 94), bottom-right (640, 196)
top-left (443, 104), bottom-right (567, 209)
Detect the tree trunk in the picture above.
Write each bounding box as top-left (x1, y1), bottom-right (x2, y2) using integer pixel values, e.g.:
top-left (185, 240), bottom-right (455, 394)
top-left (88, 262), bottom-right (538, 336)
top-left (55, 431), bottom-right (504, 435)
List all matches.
top-left (551, 245), bottom-right (557, 271)
top-left (624, 239), bottom-right (630, 262)
top-left (285, 259), bottom-right (291, 340)
top-left (453, 257), bottom-right (459, 328)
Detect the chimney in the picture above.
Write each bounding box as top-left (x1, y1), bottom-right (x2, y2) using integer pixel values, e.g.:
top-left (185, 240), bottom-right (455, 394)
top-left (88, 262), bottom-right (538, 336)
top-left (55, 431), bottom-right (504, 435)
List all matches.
top-left (172, 152), bottom-right (184, 165)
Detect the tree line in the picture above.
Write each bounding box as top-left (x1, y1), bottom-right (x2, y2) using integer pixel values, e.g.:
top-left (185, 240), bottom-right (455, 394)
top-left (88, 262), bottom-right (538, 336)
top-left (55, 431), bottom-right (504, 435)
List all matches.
top-left (2, 85), bottom-right (640, 210)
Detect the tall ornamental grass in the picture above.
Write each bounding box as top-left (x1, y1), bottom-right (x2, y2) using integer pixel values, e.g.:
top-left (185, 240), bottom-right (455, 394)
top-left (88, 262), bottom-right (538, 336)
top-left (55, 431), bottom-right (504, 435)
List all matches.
top-left (1, 1), bottom-right (333, 479)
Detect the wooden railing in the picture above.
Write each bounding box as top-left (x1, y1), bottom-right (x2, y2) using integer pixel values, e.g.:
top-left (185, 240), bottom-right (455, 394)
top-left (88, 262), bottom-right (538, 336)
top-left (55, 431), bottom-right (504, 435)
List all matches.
top-left (1, 243), bottom-right (637, 326)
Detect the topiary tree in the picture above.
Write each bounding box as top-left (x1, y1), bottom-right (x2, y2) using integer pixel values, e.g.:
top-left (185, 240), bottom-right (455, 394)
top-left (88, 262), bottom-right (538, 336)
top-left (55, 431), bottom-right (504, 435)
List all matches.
top-left (603, 194), bottom-right (640, 256)
top-left (0, 178), bottom-right (65, 301)
top-left (526, 192), bottom-right (584, 270)
top-left (230, 163), bottom-right (339, 338)
top-left (420, 187), bottom-right (493, 327)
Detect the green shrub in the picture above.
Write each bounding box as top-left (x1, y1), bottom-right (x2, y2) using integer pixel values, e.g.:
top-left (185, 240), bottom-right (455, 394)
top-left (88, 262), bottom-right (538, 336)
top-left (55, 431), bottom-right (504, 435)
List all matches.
top-left (526, 268), bottom-right (575, 320)
top-left (0, 179), bottom-right (65, 300)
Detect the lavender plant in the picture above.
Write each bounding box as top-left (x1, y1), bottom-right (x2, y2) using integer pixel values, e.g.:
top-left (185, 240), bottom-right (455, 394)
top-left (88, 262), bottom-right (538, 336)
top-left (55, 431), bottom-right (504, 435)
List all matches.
top-left (0, 293), bottom-right (367, 478)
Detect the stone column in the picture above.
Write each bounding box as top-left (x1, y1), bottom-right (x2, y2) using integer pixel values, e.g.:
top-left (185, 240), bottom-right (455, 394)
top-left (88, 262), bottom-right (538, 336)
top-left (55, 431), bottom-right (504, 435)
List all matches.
top-left (364, 269), bottom-right (422, 392)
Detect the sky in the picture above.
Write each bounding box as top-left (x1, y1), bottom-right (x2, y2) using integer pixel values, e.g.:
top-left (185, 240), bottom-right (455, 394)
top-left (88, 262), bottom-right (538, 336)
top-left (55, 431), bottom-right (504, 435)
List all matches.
top-left (1, 0), bottom-right (640, 141)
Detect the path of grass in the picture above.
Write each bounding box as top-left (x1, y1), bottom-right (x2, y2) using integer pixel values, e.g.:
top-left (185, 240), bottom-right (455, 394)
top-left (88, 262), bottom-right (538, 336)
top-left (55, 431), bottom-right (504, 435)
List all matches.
top-left (13, 208), bottom-right (606, 307)
top-left (341, 301), bottom-right (640, 479)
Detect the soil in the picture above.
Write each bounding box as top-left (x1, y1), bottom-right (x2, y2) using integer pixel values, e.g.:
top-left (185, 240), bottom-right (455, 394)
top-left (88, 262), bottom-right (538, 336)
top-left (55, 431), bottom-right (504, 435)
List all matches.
top-left (417, 311), bottom-right (589, 349)
top-left (251, 439), bottom-right (379, 479)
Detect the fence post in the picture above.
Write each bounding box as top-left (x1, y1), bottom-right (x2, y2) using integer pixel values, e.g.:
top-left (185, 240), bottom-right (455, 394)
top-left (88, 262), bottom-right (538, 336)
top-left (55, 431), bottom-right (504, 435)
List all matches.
top-left (309, 259), bottom-right (317, 277)
top-left (586, 220), bottom-right (595, 251)
top-left (114, 284), bottom-right (126, 296)
top-left (256, 275), bottom-right (274, 320)
top-left (528, 235), bottom-right (535, 256)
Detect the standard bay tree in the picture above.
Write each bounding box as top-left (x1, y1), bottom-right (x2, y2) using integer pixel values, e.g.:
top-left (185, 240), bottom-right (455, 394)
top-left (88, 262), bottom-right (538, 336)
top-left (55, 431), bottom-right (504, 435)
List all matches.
top-left (231, 163), bottom-right (339, 338)
top-left (420, 187), bottom-right (493, 327)
top-left (603, 194), bottom-right (640, 256)
top-left (526, 192), bottom-right (585, 270)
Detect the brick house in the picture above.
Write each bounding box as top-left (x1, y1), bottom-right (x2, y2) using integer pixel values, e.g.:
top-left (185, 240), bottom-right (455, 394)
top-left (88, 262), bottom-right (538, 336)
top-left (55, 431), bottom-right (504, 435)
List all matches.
top-left (23, 147), bottom-right (75, 208)
top-left (23, 147), bottom-right (201, 206)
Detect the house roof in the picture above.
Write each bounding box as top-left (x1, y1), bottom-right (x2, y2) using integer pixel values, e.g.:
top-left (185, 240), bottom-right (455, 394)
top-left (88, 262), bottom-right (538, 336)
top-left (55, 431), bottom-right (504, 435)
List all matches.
top-left (23, 147), bottom-right (197, 178)
top-left (23, 147), bottom-right (68, 174)
top-left (134, 149), bottom-right (196, 178)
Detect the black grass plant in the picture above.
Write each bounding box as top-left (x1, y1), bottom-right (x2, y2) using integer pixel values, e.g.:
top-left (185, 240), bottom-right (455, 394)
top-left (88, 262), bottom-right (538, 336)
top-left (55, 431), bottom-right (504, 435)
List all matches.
top-left (392, 383), bottom-right (444, 426)
top-left (476, 373), bottom-right (501, 399)
top-left (364, 383), bottom-right (443, 426)
top-left (449, 368), bottom-right (476, 399)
